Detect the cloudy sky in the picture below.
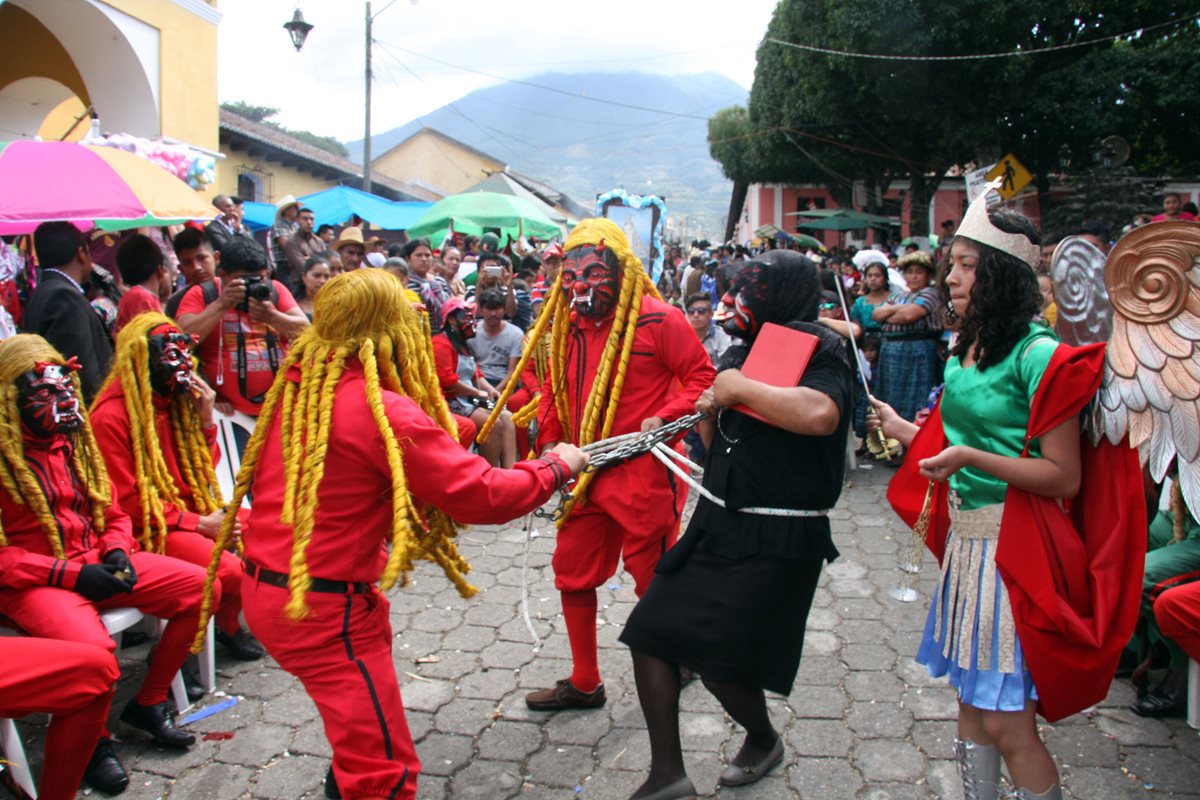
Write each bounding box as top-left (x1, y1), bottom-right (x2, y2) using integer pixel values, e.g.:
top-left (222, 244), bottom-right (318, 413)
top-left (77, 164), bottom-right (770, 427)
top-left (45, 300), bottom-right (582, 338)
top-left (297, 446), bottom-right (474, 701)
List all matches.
top-left (217, 0), bottom-right (780, 144)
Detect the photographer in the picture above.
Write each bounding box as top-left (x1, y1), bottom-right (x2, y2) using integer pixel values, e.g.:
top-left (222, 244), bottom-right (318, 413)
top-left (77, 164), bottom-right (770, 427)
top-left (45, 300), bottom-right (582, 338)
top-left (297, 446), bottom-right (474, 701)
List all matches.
top-left (176, 237), bottom-right (308, 418)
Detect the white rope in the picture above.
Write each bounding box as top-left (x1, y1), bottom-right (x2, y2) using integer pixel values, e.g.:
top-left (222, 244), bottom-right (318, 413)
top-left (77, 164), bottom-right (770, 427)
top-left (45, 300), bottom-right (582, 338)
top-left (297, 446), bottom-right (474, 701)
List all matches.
top-left (519, 514), bottom-right (544, 651)
top-left (763, 14), bottom-right (1199, 63)
top-left (650, 444), bottom-right (829, 518)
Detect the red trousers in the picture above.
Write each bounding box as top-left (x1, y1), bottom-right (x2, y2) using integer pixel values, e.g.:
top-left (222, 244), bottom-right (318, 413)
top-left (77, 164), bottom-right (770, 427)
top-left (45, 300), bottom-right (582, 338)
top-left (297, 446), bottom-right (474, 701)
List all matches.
top-left (553, 499), bottom-right (682, 595)
top-left (165, 530), bottom-right (243, 636)
top-left (242, 575), bottom-right (418, 800)
top-left (0, 551), bottom-right (209, 706)
top-left (1155, 581), bottom-right (1200, 663)
top-left (507, 387), bottom-right (533, 457)
top-left (0, 637), bottom-right (117, 800)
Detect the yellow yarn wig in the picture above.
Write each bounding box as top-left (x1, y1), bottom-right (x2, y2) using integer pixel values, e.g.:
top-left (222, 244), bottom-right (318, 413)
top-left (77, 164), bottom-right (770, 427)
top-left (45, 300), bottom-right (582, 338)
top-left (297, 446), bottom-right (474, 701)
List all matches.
top-left (194, 269), bottom-right (471, 647)
top-left (479, 217), bottom-right (660, 526)
top-left (92, 312), bottom-right (224, 554)
top-left (0, 334), bottom-right (110, 552)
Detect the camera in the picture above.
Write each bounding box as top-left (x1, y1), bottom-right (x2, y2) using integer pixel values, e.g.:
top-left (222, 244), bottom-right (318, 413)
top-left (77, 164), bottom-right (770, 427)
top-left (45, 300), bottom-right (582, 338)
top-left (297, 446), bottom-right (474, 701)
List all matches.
top-left (237, 275), bottom-right (273, 311)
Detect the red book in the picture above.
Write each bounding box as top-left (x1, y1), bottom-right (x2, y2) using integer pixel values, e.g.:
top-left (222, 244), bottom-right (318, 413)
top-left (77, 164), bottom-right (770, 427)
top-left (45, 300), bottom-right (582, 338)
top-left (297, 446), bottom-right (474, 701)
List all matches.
top-left (731, 322), bottom-right (819, 423)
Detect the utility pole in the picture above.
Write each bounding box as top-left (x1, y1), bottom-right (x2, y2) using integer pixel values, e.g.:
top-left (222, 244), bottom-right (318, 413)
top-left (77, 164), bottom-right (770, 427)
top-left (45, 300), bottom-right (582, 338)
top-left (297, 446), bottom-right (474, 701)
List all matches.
top-left (363, 1), bottom-right (373, 197)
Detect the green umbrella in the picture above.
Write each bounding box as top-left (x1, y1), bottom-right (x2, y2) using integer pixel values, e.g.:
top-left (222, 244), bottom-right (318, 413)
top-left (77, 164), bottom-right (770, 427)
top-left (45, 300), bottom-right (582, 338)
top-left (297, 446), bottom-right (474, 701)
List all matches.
top-left (795, 209), bottom-right (897, 232)
top-left (405, 191), bottom-right (562, 246)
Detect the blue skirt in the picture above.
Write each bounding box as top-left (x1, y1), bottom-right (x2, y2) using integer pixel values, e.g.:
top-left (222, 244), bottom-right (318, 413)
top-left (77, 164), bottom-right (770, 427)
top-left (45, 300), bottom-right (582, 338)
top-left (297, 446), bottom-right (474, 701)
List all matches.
top-left (916, 531), bottom-right (1038, 712)
top-left (878, 337), bottom-right (938, 422)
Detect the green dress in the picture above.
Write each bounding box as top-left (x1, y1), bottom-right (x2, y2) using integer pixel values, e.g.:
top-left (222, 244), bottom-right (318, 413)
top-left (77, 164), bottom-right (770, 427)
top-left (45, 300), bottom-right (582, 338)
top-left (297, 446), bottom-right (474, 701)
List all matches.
top-left (940, 323), bottom-right (1058, 510)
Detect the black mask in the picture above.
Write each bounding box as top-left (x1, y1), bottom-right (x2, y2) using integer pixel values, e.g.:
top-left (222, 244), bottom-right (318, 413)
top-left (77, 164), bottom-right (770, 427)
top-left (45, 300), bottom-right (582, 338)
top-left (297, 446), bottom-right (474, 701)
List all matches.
top-left (148, 328), bottom-right (197, 396)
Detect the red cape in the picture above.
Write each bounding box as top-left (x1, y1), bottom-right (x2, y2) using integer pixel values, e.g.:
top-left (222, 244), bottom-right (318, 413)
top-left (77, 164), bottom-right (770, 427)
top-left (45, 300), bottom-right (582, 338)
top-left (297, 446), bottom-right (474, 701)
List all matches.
top-left (887, 342), bottom-right (1145, 722)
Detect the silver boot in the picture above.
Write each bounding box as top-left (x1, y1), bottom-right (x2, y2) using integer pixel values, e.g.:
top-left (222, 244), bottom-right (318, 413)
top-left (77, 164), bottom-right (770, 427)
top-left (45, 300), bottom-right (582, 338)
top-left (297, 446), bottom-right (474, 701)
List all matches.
top-left (954, 737), bottom-right (1001, 800)
top-left (1010, 785), bottom-right (1062, 800)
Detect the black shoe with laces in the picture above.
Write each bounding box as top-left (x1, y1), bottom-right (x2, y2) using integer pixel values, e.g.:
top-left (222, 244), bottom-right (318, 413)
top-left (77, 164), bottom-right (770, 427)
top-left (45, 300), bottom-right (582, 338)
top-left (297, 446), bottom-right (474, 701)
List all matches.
top-left (216, 627), bottom-right (265, 661)
top-left (121, 700), bottom-right (195, 748)
top-left (84, 737), bottom-right (130, 794)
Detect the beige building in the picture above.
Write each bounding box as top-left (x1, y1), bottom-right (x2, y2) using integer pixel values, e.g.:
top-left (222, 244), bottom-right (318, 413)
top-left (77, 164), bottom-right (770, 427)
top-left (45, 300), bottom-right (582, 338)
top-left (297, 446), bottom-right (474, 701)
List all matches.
top-left (218, 109), bottom-right (439, 204)
top-left (371, 127), bottom-right (506, 198)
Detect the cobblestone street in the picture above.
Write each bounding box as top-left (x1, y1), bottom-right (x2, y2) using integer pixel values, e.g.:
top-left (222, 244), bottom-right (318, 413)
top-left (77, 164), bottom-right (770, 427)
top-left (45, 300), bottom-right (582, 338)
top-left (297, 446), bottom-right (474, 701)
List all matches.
top-left (14, 463), bottom-right (1200, 799)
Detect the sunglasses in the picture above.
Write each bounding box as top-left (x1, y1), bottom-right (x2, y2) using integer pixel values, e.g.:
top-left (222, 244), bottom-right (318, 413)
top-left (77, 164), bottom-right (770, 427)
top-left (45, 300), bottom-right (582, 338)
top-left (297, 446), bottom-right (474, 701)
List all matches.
top-left (819, 303), bottom-right (837, 310)
top-left (685, 306), bottom-right (712, 315)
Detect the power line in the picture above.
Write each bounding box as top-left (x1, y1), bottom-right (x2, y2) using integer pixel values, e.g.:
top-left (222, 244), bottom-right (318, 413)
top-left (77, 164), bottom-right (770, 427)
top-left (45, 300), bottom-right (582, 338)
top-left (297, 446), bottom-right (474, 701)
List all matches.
top-left (764, 12), bottom-right (1200, 62)
top-left (372, 40), bottom-right (713, 120)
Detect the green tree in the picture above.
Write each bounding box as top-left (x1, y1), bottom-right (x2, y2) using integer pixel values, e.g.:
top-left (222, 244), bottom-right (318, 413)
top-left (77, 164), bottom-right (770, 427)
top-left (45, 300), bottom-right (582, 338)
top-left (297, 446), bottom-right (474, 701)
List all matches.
top-left (220, 101), bottom-right (279, 123)
top-left (713, 0), bottom-right (1200, 234)
top-left (221, 101), bottom-right (350, 159)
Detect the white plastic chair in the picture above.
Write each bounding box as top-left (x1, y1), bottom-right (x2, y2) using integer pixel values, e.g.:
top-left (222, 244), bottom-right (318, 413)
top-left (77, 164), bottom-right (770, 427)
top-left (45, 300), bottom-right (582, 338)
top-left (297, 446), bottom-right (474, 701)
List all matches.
top-left (1188, 658), bottom-right (1199, 730)
top-left (214, 409), bottom-right (256, 510)
top-left (0, 715), bottom-right (36, 799)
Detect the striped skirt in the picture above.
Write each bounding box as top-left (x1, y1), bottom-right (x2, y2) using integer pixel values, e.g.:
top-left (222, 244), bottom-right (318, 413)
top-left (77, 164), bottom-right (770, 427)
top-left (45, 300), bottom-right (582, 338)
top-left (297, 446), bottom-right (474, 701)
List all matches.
top-left (916, 497), bottom-right (1038, 712)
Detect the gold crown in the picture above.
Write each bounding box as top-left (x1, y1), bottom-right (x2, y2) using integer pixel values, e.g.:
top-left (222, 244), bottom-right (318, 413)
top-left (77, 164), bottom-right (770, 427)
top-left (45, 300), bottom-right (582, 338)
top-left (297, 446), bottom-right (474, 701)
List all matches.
top-left (954, 178), bottom-right (1041, 269)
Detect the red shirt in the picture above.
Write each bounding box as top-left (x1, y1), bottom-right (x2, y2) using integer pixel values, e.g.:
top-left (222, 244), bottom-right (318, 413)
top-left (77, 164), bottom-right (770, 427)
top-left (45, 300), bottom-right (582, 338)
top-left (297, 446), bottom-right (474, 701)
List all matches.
top-left (242, 361), bottom-right (570, 582)
top-left (0, 434), bottom-right (135, 593)
top-left (176, 278), bottom-right (299, 415)
top-left (90, 378), bottom-right (220, 538)
top-left (535, 295), bottom-right (715, 516)
top-left (431, 333), bottom-right (481, 401)
top-left (114, 285), bottom-right (163, 334)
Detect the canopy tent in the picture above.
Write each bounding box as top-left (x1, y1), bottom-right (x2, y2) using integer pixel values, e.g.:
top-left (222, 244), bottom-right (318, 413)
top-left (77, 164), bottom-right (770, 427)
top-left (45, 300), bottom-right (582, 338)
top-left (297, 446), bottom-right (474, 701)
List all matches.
top-left (752, 224), bottom-right (825, 251)
top-left (240, 186), bottom-right (433, 232)
top-left (0, 140), bottom-right (215, 235)
top-left (460, 173), bottom-right (572, 231)
top-left (405, 191), bottom-right (562, 248)
top-left (788, 208), bottom-right (897, 231)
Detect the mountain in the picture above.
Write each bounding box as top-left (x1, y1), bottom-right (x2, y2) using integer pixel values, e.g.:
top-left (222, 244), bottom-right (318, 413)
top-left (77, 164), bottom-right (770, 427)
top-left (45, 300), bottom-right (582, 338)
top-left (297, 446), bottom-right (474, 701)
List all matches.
top-left (346, 71), bottom-right (748, 237)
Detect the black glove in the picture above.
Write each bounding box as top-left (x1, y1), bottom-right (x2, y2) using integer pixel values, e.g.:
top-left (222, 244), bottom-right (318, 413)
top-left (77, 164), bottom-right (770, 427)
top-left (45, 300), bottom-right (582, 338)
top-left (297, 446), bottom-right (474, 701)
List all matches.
top-left (75, 563), bottom-right (134, 602)
top-left (103, 549), bottom-right (138, 589)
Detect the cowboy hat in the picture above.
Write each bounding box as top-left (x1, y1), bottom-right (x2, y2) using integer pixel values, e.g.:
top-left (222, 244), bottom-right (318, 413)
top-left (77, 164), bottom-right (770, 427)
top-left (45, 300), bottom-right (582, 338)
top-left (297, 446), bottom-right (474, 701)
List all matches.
top-left (332, 226), bottom-right (366, 251)
top-left (276, 195), bottom-right (300, 214)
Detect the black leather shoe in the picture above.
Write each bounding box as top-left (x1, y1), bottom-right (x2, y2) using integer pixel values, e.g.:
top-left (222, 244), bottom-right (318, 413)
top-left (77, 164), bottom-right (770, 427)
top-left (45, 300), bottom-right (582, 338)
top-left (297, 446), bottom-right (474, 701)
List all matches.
top-left (84, 737), bottom-right (129, 794)
top-left (121, 700), bottom-right (195, 748)
top-left (182, 662), bottom-right (206, 703)
top-left (324, 765), bottom-right (342, 799)
top-left (216, 627), bottom-right (265, 661)
top-left (1131, 670), bottom-right (1187, 718)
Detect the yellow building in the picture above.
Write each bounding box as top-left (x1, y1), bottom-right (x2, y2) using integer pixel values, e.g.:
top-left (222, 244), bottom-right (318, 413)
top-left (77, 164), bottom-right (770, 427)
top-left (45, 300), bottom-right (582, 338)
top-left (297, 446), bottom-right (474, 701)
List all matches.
top-left (0, 0), bottom-right (219, 153)
top-left (218, 109), bottom-right (439, 204)
top-left (371, 127), bottom-right (506, 198)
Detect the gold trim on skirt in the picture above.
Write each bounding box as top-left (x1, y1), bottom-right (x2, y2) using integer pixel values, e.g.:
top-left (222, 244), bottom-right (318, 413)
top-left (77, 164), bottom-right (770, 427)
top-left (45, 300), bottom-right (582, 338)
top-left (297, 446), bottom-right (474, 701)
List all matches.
top-left (934, 493), bottom-right (1016, 673)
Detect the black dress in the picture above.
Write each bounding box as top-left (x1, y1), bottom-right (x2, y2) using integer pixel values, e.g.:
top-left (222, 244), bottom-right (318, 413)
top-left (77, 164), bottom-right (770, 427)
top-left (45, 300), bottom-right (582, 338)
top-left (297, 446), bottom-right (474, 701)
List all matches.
top-left (619, 342), bottom-right (852, 695)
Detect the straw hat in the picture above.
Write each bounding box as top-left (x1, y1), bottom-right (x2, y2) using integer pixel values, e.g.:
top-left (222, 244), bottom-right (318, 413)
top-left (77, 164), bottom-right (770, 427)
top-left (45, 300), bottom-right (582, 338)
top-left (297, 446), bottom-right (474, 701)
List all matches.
top-left (276, 195), bottom-right (300, 215)
top-left (332, 226), bottom-right (366, 251)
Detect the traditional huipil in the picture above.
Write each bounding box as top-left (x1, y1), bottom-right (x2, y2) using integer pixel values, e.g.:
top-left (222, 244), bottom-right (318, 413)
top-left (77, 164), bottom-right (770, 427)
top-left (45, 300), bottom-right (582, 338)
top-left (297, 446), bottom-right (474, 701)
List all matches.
top-left (193, 269), bottom-right (580, 800)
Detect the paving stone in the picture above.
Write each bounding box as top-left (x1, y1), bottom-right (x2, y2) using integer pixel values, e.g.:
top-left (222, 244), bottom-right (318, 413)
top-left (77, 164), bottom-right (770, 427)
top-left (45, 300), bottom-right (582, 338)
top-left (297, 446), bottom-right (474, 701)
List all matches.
top-left (902, 687), bottom-right (960, 720)
top-left (289, 718), bottom-right (332, 757)
top-left (417, 732), bottom-right (475, 776)
top-left (787, 756), bottom-right (864, 799)
top-left (846, 701), bottom-right (914, 738)
top-left (845, 670), bottom-right (906, 702)
top-left (249, 754), bottom-right (327, 800)
top-left (525, 743), bottom-right (595, 787)
top-left (398, 677), bottom-right (456, 712)
top-left (853, 739), bottom-right (927, 782)
top-left (911, 719), bottom-right (959, 760)
top-left (1119, 745), bottom-right (1200, 794)
top-left (132, 739), bottom-right (217, 777)
top-left (785, 719), bottom-right (854, 757)
top-left (448, 760), bottom-right (524, 799)
top-left (478, 720), bottom-right (543, 760)
top-left (215, 722), bottom-right (291, 766)
top-left (1043, 722), bottom-right (1121, 768)
top-left (456, 666), bottom-right (519, 699)
top-left (440, 624), bottom-right (498, 652)
top-left (787, 684), bottom-right (850, 719)
top-left (434, 697), bottom-right (501, 736)
top-left (794, 655), bottom-right (849, 686)
top-left (926, 757), bottom-right (965, 800)
top-left (1065, 766), bottom-right (1154, 799)
top-left (259, 683), bottom-right (319, 725)
top-left (480, 640), bottom-right (539, 669)
top-left (1094, 709), bottom-right (1175, 747)
top-left (804, 629), bottom-right (842, 656)
top-left (167, 762), bottom-right (254, 800)
top-left (544, 705), bottom-right (613, 746)
top-left (842, 643), bottom-right (898, 671)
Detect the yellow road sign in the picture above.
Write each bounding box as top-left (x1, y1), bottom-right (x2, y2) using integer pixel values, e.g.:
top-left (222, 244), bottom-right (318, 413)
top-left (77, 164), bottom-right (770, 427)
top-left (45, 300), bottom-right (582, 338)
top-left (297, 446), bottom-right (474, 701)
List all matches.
top-left (985, 153), bottom-right (1033, 201)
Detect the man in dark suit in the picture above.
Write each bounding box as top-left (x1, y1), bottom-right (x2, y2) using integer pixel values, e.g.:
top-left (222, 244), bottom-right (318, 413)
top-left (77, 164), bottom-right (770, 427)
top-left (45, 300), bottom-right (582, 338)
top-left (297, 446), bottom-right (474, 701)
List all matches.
top-left (205, 194), bottom-right (251, 254)
top-left (23, 222), bottom-right (113, 401)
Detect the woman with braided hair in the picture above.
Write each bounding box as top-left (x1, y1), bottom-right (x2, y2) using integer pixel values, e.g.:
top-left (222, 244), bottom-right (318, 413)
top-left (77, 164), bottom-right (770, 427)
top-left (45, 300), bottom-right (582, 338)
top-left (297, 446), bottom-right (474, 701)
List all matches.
top-left (193, 268), bottom-right (586, 800)
top-left (482, 218), bottom-right (714, 713)
top-left (619, 251), bottom-right (853, 799)
top-left (0, 334), bottom-right (207, 793)
top-left (90, 312), bottom-right (263, 663)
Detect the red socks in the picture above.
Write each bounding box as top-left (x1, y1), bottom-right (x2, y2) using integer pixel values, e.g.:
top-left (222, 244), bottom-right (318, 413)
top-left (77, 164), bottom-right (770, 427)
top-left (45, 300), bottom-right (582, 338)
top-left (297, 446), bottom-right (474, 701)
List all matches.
top-left (562, 589), bottom-right (601, 692)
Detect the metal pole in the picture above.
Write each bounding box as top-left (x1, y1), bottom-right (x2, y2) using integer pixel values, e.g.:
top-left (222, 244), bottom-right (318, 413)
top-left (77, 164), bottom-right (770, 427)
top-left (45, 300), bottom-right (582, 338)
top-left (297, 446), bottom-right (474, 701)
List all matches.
top-left (363, 1), bottom-right (373, 199)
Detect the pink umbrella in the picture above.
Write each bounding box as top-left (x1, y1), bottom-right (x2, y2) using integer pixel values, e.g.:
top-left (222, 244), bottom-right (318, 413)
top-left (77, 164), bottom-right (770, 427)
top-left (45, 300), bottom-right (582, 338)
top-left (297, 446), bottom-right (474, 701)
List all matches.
top-left (0, 140), bottom-right (215, 234)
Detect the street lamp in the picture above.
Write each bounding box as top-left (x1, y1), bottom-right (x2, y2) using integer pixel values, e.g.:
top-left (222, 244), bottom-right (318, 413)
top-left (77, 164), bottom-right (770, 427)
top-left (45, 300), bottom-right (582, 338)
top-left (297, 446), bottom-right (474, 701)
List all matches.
top-left (283, 9), bottom-right (313, 52)
top-left (288, 3), bottom-right (404, 198)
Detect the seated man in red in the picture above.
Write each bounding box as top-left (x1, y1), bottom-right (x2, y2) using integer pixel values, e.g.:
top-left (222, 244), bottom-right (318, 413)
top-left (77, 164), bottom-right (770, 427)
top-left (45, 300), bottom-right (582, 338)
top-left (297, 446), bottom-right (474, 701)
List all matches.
top-left (0, 637), bottom-right (119, 799)
top-left (90, 312), bottom-right (262, 663)
top-left (0, 335), bottom-right (207, 793)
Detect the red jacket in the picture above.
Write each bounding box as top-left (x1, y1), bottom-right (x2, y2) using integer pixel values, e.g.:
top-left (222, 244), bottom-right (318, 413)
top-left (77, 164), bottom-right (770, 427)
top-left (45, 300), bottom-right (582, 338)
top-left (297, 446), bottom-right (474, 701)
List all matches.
top-left (90, 378), bottom-right (223, 538)
top-left (243, 361), bottom-right (570, 583)
top-left (888, 342), bottom-right (1145, 721)
top-left (534, 296), bottom-right (715, 519)
top-left (0, 434), bottom-right (135, 592)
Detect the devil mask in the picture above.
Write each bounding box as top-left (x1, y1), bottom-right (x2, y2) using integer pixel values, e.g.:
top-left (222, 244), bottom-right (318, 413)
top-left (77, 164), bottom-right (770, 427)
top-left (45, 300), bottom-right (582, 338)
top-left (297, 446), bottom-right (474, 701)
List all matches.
top-left (561, 243), bottom-right (620, 320)
top-left (148, 326), bottom-right (197, 396)
top-left (18, 360), bottom-right (84, 437)
top-left (718, 251), bottom-right (821, 342)
top-left (447, 308), bottom-right (476, 342)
